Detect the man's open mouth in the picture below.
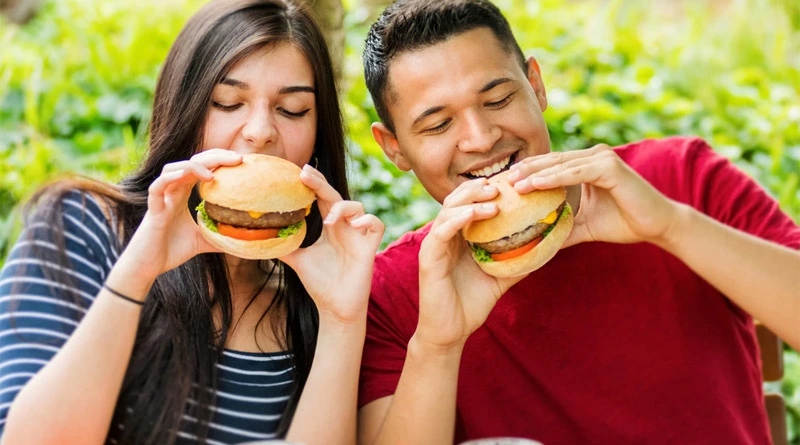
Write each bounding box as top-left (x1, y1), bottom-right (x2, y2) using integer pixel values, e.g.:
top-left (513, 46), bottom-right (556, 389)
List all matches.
top-left (463, 152), bottom-right (518, 179)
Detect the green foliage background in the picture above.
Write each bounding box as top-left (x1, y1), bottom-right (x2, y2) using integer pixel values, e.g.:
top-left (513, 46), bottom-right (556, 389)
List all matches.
top-left (1, 0), bottom-right (798, 441)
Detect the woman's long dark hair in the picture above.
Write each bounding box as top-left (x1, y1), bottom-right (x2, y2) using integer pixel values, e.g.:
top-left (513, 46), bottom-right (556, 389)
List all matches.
top-left (20, 0), bottom-right (347, 443)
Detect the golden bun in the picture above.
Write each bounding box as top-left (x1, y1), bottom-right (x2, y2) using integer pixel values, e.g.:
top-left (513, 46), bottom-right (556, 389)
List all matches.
top-left (462, 170), bottom-right (566, 243)
top-left (197, 215), bottom-right (307, 260)
top-left (198, 154), bottom-right (315, 212)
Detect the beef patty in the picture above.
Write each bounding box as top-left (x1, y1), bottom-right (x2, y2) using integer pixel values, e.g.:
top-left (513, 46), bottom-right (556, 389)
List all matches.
top-left (204, 202), bottom-right (306, 229)
top-left (472, 202), bottom-right (565, 254)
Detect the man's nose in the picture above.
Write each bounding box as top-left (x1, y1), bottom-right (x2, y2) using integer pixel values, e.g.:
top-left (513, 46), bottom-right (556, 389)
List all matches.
top-left (456, 110), bottom-right (501, 153)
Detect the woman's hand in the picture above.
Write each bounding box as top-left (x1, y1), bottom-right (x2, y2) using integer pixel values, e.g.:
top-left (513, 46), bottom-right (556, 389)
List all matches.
top-left (122, 149), bottom-right (243, 282)
top-left (280, 165), bottom-right (384, 325)
top-left (509, 144), bottom-right (682, 248)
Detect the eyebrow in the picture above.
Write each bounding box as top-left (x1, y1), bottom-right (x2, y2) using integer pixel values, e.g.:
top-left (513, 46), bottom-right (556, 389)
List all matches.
top-left (220, 78), bottom-right (249, 90)
top-left (412, 106), bottom-right (446, 127)
top-left (218, 78), bottom-right (315, 95)
top-left (279, 85), bottom-right (316, 94)
top-left (479, 77), bottom-right (513, 93)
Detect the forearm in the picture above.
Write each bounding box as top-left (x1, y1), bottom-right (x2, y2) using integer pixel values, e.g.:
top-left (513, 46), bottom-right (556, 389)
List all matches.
top-left (658, 204), bottom-right (800, 348)
top-left (286, 311), bottom-right (367, 445)
top-left (3, 254), bottom-right (154, 445)
top-left (371, 335), bottom-right (463, 445)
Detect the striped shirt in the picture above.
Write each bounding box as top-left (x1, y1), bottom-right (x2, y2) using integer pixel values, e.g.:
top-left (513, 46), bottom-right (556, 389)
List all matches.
top-left (0, 191), bottom-right (293, 444)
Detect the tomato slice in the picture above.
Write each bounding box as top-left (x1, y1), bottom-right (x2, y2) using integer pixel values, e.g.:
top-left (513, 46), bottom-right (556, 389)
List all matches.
top-left (490, 237), bottom-right (543, 261)
top-left (217, 223), bottom-right (280, 241)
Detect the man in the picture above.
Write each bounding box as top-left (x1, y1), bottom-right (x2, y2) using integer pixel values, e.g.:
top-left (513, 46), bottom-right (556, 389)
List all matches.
top-left (356, 1), bottom-right (800, 444)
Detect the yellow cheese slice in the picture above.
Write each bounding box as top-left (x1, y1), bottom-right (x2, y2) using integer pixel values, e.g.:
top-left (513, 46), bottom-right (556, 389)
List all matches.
top-left (539, 210), bottom-right (558, 224)
top-left (248, 211), bottom-right (264, 219)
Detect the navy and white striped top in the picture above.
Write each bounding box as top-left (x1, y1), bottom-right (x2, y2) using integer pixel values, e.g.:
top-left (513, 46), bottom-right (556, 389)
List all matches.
top-left (0, 191), bottom-right (294, 444)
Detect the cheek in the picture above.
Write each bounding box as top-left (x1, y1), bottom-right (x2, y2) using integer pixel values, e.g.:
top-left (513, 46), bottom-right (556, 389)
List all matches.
top-left (202, 113), bottom-right (236, 151)
top-left (282, 119), bottom-right (317, 167)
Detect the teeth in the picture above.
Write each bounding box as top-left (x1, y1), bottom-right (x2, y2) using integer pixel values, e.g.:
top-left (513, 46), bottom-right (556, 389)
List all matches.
top-left (468, 155), bottom-right (511, 178)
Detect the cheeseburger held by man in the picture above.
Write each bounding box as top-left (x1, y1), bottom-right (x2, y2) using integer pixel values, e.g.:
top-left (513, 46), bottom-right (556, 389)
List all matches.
top-left (196, 154), bottom-right (316, 260)
top-left (463, 170), bottom-right (574, 278)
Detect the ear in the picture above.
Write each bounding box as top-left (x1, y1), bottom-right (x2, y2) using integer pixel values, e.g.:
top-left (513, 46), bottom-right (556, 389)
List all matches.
top-left (371, 122), bottom-right (412, 172)
top-left (526, 56), bottom-right (548, 112)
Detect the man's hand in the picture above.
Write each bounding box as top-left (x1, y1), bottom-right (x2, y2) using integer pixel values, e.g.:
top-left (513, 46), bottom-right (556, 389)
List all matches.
top-left (509, 144), bottom-right (682, 249)
top-left (416, 178), bottom-right (527, 351)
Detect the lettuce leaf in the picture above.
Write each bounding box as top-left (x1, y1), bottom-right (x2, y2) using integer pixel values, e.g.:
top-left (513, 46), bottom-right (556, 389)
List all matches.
top-left (468, 243), bottom-right (494, 263)
top-left (195, 201), bottom-right (218, 233)
top-left (278, 221), bottom-right (303, 238)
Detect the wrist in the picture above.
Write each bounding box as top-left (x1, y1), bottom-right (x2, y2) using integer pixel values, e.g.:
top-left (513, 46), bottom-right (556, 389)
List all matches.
top-left (652, 202), bottom-right (695, 253)
top-left (409, 331), bottom-right (466, 359)
top-left (318, 308), bottom-right (367, 332)
top-left (105, 251), bottom-right (157, 303)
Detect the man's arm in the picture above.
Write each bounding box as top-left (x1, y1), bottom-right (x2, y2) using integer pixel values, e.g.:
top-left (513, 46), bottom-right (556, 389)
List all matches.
top-left (511, 144), bottom-right (800, 349)
top-left (358, 179), bottom-right (524, 445)
top-left (658, 204), bottom-right (800, 348)
top-left (358, 338), bottom-right (463, 445)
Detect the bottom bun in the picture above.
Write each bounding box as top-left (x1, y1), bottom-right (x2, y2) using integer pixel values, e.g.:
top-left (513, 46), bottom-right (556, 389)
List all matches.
top-left (474, 210), bottom-right (574, 278)
top-left (197, 213), bottom-right (307, 260)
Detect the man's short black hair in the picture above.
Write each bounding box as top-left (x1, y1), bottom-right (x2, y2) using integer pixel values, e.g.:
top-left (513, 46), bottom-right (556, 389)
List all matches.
top-left (363, 0), bottom-right (527, 133)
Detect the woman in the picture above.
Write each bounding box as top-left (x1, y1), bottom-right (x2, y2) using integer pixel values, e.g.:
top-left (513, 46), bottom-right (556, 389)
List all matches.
top-left (0, 1), bottom-right (383, 444)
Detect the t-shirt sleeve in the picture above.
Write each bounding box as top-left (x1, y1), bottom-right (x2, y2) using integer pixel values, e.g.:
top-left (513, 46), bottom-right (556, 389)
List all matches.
top-left (358, 236), bottom-right (422, 408)
top-left (683, 138), bottom-right (800, 249)
top-left (0, 191), bottom-right (119, 432)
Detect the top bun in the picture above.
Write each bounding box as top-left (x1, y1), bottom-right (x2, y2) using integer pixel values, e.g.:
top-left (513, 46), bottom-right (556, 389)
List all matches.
top-left (462, 169), bottom-right (567, 243)
top-left (198, 154), bottom-right (316, 212)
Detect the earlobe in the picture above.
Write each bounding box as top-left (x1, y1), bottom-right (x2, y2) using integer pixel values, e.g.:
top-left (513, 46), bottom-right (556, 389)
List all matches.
top-left (526, 56), bottom-right (548, 112)
top-left (371, 123), bottom-right (412, 172)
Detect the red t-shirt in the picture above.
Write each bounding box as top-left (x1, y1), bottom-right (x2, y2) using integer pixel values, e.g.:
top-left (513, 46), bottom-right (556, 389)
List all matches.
top-left (359, 137), bottom-right (800, 444)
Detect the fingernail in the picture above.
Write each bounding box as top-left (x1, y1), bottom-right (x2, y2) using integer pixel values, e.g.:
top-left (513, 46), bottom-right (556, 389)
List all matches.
top-left (530, 176), bottom-right (547, 187)
top-left (507, 170), bottom-right (520, 181)
top-left (483, 185), bottom-right (495, 193)
top-left (481, 203), bottom-right (496, 211)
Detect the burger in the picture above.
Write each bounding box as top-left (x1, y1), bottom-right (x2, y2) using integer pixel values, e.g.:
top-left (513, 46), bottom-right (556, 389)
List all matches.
top-left (462, 170), bottom-right (574, 278)
top-left (195, 154), bottom-right (316, 260)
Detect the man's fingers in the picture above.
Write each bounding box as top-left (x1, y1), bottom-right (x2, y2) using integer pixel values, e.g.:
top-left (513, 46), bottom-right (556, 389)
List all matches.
top-left (514, 150), bottom-right (622, 193)
top-left (441, 178), bottom-right (498, 210)
top-left (431, 202), bottom-right (498, 231)
top-left (508, 144), bottom-right (610, 183)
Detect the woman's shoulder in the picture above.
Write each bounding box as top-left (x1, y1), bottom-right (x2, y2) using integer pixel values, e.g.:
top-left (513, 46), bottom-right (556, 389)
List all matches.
top-left (21, 182), bottom-right (124, 267)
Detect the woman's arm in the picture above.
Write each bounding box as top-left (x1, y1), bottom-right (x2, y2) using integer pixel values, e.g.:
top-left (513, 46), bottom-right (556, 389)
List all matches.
top-left (2, 252), bottom-right (154, 445)
top-left (2, 150), bottom-right (242, 445)
top-left (282, 166), bottom-right (384, 445)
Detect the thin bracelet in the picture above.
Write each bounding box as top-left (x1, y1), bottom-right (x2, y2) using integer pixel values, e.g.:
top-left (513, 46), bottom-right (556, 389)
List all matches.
top-left (103, 283), bottom-right (145, 306)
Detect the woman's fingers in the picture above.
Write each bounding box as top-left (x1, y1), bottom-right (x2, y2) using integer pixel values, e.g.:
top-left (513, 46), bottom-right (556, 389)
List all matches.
top-left (300, 164), bottom-right (342, 217)
top-left (189, 149), bottom-right (243, 169)
top-left (161, 160), bottom-right (214, 181)
top-left (323, 200), bottom-right (365, 225)
top-left (147, 169), bottom-right (198, 213)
